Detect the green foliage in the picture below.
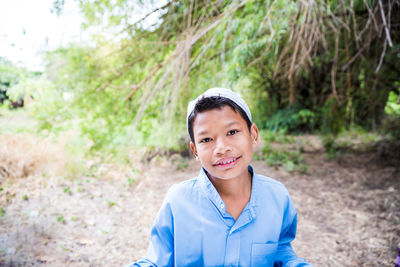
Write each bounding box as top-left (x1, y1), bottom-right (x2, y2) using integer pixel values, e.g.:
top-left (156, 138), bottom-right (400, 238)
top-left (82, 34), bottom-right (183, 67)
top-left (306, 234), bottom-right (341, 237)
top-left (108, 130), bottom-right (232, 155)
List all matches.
top-left (51, 0), bottom-right (65, 16)
top-left (57, 215), bottom-right (66, 224)
top-left (264, 107), bottom-right (316, 133)
top-left (107, 199), bottom-right (117, 207)
top-left (322, 129), bottom-right (384, 159)
top-left (63, 187), bottom-right (72, 195)
top-left (71, 216), bottom-right (79, 221)
top-left (382, 90), bottom-right (400, 139)
top-left (0, 207), bottom-right (5, 217)
top-left (262, 129), bottom-right (294, 143)
top-left (384, 91), bottom-right (400, 117)
top-left (322, 135), bottom-right (346, 160)
top-left (36, 41), bottom-right (187, 152)
top-left (32, 0), bottom-right (399, 154)
top-left (261, 130), bottom-right (307, 173)
top-left (262, 144), bottom-right (306, 172)
top-left (0, 57), bottom-right (34, 105)
top-left (127, 178), bottom-right (136, 186)
top-left (320, 97), bottom-right (346, 136)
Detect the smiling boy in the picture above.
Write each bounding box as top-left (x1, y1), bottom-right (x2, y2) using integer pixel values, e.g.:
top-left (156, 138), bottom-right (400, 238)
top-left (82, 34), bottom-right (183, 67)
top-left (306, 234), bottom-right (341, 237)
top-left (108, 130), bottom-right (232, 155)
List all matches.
top-left (130, 88), bottom-right (312, 266)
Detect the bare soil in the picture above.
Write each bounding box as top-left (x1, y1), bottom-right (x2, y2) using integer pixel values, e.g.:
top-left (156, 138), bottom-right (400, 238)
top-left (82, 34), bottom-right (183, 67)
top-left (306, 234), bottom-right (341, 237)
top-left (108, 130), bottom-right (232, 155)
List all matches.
top-left (0, 134), bottom-right (399, 266)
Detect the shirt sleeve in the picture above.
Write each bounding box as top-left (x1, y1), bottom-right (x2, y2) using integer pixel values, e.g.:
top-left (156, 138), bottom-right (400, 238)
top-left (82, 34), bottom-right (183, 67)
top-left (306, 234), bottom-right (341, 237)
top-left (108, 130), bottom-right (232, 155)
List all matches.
top-left (274, 193), bottom-right (313, 267)
top-left (129, 197), bottom-right (175, 267)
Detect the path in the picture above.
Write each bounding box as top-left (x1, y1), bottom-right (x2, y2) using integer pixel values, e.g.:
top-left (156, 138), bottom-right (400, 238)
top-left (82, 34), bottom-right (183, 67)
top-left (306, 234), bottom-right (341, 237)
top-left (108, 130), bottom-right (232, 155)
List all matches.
top-left (0, 135), bottom-right (399, 266)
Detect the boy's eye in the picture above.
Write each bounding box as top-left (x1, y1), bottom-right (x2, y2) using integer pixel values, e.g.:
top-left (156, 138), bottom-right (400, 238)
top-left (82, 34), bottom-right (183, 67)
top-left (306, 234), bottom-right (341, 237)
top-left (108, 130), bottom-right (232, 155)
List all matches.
top-left (227, 130), bottom-right (238, 136)
top-left (200, 137), bottom-right (211, 143)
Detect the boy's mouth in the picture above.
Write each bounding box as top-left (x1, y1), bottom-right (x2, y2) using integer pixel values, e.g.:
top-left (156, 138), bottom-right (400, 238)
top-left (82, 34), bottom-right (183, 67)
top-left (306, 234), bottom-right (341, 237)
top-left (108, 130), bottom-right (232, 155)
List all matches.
top-left (213, 156), bottom-right (242, 169)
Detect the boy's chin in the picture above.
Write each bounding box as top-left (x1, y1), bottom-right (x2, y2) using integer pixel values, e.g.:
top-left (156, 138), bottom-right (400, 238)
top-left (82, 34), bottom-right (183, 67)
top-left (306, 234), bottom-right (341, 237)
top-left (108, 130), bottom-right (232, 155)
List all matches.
top-left (204, 166), bottom-right (249, 181)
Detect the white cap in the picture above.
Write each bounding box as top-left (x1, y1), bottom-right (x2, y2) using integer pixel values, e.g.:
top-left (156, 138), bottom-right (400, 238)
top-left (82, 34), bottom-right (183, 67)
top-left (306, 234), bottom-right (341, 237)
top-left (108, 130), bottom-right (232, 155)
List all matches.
top-left (186, 87), bottom-right (252, 130)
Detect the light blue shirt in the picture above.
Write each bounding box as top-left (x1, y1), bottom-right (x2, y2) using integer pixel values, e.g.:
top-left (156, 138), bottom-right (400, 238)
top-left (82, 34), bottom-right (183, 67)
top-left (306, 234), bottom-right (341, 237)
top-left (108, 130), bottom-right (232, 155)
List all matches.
top-left (131, 166), bottom-right (312, 267)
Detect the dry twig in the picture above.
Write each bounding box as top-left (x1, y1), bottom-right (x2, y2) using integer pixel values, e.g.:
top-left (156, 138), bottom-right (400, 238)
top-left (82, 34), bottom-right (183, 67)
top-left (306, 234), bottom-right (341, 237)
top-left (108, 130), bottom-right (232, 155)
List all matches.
top-left (378, 0), bottom-right (393, 47)
top-left (125, 63), bottom-right (163, 101)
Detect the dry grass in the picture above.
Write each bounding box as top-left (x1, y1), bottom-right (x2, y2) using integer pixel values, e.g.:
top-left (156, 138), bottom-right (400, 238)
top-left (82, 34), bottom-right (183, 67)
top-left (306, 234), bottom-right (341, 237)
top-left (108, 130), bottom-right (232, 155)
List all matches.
top-left (0, 134), bottom-right (66, 181)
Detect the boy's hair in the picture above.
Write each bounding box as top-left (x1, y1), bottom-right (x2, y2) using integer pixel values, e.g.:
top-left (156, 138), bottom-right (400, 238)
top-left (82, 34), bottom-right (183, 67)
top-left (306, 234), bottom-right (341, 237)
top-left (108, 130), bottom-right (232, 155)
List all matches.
top-left (188, 96), bottom-right (253, 143)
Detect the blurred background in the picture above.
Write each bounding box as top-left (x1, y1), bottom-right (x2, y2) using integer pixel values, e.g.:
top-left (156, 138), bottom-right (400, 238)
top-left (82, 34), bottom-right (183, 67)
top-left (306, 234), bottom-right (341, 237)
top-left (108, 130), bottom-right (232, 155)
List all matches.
top-left (0, 0), bottom-right (399, 266)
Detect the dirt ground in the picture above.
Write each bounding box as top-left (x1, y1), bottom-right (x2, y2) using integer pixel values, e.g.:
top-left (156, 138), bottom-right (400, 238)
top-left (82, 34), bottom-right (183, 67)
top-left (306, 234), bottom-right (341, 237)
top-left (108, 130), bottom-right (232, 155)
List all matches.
top-left (0, 134), bottom-right (399, 266)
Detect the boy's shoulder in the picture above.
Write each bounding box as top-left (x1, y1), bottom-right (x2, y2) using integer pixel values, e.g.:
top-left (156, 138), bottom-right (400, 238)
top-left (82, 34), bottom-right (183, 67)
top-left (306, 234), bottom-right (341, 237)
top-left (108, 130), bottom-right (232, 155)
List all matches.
top-left (164, 176), bottom-right (200, 202)
top-left (253, 172), bottom-right (290, 196)
top-left (254, 172), bottom-right (287, 188)
top-left (254, 172), bottom-right (283, 185)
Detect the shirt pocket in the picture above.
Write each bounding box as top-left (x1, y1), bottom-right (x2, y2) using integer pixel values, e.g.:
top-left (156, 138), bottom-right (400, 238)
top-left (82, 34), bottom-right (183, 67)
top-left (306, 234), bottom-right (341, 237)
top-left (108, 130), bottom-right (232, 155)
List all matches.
top-left (251, 242), bottom-right (278, 267)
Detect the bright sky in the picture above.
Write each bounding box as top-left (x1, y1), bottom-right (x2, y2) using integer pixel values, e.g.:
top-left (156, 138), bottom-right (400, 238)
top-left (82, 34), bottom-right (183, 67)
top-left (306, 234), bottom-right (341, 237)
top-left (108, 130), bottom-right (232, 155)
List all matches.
top-left (0, 0), bottom-right (83, 71)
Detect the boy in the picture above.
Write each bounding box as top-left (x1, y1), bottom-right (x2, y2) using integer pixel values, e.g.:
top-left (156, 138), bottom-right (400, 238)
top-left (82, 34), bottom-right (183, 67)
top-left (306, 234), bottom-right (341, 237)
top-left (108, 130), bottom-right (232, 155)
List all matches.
top-left (130, 88), bottom-right (312, 266)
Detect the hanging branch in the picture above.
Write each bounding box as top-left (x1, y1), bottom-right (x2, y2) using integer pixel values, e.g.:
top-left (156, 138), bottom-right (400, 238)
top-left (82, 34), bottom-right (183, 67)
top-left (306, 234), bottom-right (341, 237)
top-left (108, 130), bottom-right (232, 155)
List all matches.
top-left (376, 39), bottom-right (388, 73)
top-left (129, 0), bottom-right (248, 126)
top-left (330, 31), bottom-right (340, 101)
top-left (132, 60), bottom-right (175, 124)
top-left (256, 0), bottom-right (277, 35)
top-left (189, 1), bottom-right (246, 47)
top-left (125, 63), bottom-right (163, 101)
top-left (376, 0), bottom-right (393, 73)
top-left (96, 55), bottom-right (145, 92)
top-left (363, 0), bottom-right (380, 32)
top-left (341, 39), bottom-right (371, 71)
top-left (288, 1), bottom-right (310, 105)
top-left (116, 1), bottom-right (175, 37)
top-left (378, 0), bottom-right (393, 48)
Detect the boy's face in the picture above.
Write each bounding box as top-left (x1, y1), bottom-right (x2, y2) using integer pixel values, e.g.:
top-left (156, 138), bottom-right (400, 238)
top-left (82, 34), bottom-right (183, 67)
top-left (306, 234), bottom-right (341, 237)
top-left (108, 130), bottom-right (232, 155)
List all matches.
top-left (190, 105), bottom-right (258, 181)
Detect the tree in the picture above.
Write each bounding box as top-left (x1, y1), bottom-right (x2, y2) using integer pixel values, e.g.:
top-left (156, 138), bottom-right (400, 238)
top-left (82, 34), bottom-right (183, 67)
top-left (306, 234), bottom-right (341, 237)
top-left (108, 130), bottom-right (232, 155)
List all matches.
top-left (43, 0), bottom-right (399, 149)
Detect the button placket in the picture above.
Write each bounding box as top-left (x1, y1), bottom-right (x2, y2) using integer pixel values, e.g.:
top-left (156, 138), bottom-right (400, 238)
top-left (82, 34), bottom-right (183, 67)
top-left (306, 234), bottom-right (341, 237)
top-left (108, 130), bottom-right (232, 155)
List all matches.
top-left (224, 231), bottom-right (240, 266)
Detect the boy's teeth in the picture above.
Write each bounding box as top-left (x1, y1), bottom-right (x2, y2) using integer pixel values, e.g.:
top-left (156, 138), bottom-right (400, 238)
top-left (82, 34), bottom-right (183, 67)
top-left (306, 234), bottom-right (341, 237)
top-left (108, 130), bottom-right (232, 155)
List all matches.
top-left (220, 159), bottom-right (234, 164)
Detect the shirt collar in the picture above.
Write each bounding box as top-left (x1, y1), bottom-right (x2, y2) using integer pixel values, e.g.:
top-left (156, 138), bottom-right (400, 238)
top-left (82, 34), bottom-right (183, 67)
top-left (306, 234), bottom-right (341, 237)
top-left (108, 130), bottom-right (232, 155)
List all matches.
top-left (197, 166), bottom-right (258, 218)
top-left (198, 168), bottom-right (226, 213)
top-left (247, 165), bottom-right (258, 218)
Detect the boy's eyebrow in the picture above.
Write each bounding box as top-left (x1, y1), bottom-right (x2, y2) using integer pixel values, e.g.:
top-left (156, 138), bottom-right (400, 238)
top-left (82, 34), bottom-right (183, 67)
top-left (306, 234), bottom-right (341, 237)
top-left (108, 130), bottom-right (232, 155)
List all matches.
top-left (225, 121), bottom-right (240, 128)
top-left (196, 129), bottom-right (209, 137)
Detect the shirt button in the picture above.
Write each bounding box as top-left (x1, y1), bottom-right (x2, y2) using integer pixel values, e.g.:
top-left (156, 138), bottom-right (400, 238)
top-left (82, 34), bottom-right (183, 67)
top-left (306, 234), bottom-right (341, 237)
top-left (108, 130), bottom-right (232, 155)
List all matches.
top-left (220, 204), bottom-right (224, 209)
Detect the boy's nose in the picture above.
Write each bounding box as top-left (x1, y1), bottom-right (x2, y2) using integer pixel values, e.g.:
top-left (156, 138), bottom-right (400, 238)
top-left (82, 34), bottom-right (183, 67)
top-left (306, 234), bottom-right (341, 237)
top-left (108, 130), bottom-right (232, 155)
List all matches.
top-left (214, 137), bottom-right (232, 155)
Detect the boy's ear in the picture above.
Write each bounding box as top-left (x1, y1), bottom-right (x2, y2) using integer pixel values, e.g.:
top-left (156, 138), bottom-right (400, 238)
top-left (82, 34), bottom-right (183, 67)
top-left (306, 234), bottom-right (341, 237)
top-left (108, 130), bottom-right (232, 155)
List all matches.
top-left (189, 141), bottom-right (199, 161)
top-left (250, 123), bottom-right (259, 147)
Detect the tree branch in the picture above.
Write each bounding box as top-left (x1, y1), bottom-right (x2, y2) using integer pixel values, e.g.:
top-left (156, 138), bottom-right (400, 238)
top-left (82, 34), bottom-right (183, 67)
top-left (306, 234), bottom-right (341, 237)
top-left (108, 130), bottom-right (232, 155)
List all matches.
top-left (96, 55), bottom-right (145, 92)
top-left (118, 1), bottom-right (175, 36)
top-left (378, 0), bottom-right (393, 47)
top-left (125, 63), bottom-right (163, 101)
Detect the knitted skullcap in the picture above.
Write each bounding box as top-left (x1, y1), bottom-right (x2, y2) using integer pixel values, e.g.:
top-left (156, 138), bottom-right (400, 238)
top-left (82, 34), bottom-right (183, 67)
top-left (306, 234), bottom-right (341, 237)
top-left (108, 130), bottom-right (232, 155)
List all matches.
top-left (186, 87), bottom-right (252, 131)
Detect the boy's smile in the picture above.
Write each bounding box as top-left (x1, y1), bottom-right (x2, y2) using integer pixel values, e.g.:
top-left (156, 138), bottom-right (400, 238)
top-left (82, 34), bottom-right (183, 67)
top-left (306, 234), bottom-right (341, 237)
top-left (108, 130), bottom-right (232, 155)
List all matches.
top-left (190, 106), bottom-right (258, 182)
top-left (213, 156), bottom-right (242, 169)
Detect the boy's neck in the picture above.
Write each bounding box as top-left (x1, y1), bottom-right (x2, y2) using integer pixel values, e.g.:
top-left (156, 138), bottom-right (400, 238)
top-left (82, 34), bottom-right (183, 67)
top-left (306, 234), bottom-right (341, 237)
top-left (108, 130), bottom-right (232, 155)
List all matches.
top-left (207, 170), bottom-right (252, 199)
